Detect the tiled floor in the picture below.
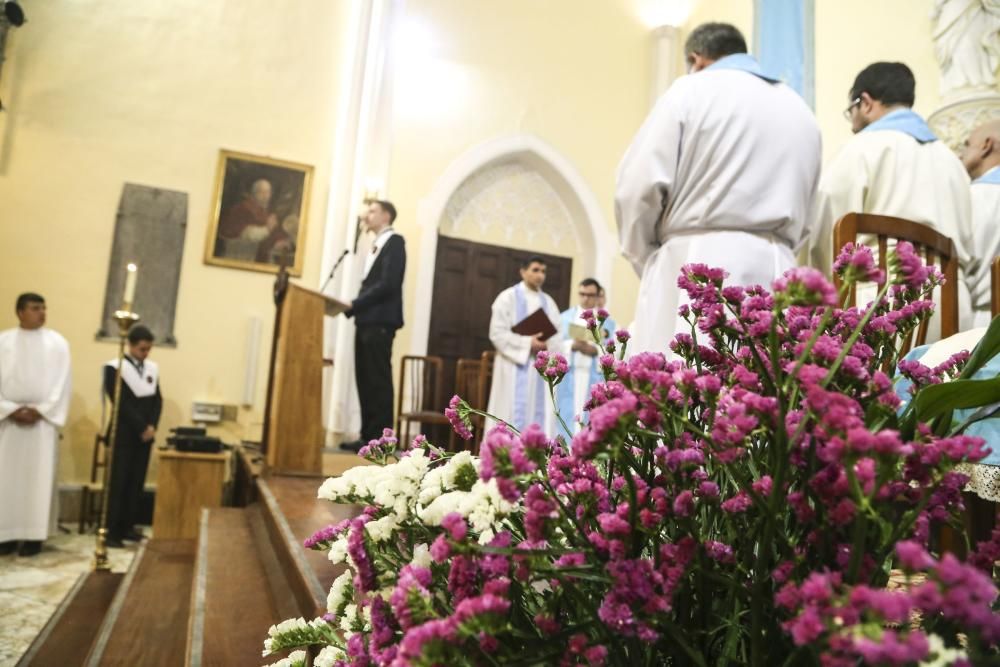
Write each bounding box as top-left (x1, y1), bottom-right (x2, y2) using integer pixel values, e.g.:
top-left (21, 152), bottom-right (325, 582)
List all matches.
top-left (0, 532), bottom-right (137, 666)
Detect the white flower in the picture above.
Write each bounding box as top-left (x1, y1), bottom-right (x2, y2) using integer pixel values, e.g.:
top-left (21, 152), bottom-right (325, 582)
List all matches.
top-left (919, 634), bottom-right (968, 666)
top-left (410, 542), bottom-right (432, 569)
top-left (262, 649), bottom-right (307, 667)
top-left (340, 604), bottom-right (358, 632)
top-left (328, 536), bottom-right (348, 564)
top-left (327, 571), bottom-right (352, 615)
top-left (364, 514), bottom-right (400, 542)
top-left (417, 478), bottom-right (514, 538)
top-left (314, 645), bottom-right (347, 667)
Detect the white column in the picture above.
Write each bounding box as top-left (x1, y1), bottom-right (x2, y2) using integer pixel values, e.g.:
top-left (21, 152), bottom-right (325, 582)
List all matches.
top-left (319, 0), bottom-right (404, 442)
top-left (650, 25), bottom-right (681, 108)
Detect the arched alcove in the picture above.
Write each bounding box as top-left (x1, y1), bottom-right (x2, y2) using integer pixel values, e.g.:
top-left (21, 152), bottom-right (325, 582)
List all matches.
top-left (410, 134), bottom-right (614, 356)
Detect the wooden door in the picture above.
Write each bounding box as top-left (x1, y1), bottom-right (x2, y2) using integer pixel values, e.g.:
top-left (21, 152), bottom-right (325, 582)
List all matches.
top-left (427, 235), bottom-right (573, 416)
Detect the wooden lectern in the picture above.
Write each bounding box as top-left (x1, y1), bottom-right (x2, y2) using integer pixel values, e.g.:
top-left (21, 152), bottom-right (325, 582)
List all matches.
top-left (263, 267), bottom-right (349, 474)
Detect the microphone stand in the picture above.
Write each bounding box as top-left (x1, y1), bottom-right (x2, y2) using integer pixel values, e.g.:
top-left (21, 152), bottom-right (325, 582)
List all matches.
top-left (320, 249), bottom-right (349, 293)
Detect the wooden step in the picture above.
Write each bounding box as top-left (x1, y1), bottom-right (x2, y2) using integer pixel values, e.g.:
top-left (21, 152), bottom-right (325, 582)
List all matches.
top-left (15, 570), bottom-right (124, 666)
top-left (256, 475), bottom-right (355, 618)
top-left (84, 539), bottom-right (196, 666)
top-left (187, 506), bottom-right (299, 667)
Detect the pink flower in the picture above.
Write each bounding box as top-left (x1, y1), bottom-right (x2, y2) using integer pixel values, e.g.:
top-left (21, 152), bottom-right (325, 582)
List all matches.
top-left (444, 394), bottom-right (474, 440)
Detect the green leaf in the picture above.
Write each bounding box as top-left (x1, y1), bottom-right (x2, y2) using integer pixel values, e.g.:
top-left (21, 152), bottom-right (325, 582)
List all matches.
top-left (907, 376), bottom-right (1000, 425)
top-left (959, 314), bottom-right (1000, 379)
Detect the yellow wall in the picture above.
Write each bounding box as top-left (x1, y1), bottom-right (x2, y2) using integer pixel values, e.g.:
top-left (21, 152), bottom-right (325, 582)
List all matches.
top-left (385, 0), bottom-right (650, 340)
top-left (0, 0), bottom-right (350, 483)
top-left (814, 0), bottom-right (941, 163)
top-left (683, 0), bottom-right (941, 163)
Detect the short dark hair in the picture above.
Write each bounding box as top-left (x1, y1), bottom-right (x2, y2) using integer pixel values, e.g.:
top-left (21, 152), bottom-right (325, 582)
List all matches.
top-left (685, 23), bottom-right (747, 60)
top-left (580, 278), bottom-right (602, 293)
top-left (15, 292), bottom-right (44, 313)
top-left (127, 324), bottom-right (155, 345)
top-left (521, 255), bottom-right (547, 269)
top-left (850, 62), bottom-right (915, 107)
top-left (374, 199), bottom-right (397, 224)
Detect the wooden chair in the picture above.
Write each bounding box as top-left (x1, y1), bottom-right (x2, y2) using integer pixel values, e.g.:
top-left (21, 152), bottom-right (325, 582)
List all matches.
top-left (452, 358), bottom-right (484, 450)
top-left (833, 213), bottom-right (959, 354)
top-left (395, 355), bottom-right (448, 446)
top-left (79, 433), bottom-right (107, 533)
top-left (992, 256), bottom-right (1000, 318)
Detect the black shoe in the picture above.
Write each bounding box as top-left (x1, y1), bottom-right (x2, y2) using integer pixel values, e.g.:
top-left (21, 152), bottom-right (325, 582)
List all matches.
top-left (0, 540), bottom-right (18, 555)
top-left (17, 541), bottom-right (42, 557)
top-left (124, 529), bottom-right (145, 542)
top-left (105, 537), bottom-right (125, 549)
top-left (339, 439), bottom-right (364, 453)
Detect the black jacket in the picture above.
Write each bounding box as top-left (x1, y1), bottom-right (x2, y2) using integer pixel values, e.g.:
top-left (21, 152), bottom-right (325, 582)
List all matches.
top-left (103, 359), bottom-right (162, 441)
top-left (348, 232), bottom-right (406, 330)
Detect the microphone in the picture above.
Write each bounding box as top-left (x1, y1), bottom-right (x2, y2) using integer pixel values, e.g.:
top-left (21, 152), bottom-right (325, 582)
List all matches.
top-left (353, 215), bottom-right (364, 254)
top-left (320, 249), bottom-right (349, 293)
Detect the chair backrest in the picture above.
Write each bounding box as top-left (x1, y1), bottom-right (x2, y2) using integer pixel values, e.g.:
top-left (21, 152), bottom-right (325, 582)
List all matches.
top-left (454, 358), bottom-right (483, 407)
top-left (396, 355), bottom-right (445, 415)
top-left (477, 350), bottom-right (496, 413)
top-left (992, 256), bottom-right (1000, 318)
top-left (833, 213), bottom-right (959, 351)
top-left (91, 433), bottom-right (106, 484)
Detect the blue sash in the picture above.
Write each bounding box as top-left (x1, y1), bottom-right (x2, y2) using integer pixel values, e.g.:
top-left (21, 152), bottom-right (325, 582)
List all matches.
top-left (705, 53), bottom-right (779, 83)
top-left (861, 109), bottom-right (937, 144)
top-left (974, 167), bottom-right (1000, 185)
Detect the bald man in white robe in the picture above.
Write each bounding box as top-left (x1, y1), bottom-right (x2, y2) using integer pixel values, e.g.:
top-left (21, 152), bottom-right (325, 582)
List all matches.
top-left (960, 120), bottom-right (1000, 328)
top-left (0, 294), bottom-right (71, 556)
top-left (808, 62), bottom-right (975, 332)
top-left (615, 22), bottom-right (821, 356)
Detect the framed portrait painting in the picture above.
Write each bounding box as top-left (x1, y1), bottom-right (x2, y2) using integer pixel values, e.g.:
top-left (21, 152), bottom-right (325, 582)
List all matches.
top-left (205, 149), bottom-right (313, 276)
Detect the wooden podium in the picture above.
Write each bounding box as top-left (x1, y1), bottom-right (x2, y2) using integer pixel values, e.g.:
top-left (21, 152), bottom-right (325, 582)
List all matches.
top-left (263, 269), bottom-right (349, 474)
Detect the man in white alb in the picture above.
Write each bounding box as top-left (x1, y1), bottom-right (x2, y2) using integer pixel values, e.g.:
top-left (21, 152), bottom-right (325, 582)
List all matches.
top-left (555, 278), bottom-right (614, 440)
top-left (615, 22), bottom-right (821, 356)
top-left (487, 256), bottom-right (562, 434)
top-left (0, 293), bottom-right (71, 557)
top-left (960, 120), bottom-right (1000, 327)
top-left (808, 62), bottom-right (975, 330)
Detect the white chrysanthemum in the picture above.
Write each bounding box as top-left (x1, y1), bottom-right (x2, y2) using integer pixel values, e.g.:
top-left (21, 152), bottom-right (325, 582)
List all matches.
top-left (442, 451), bottom-right (477, 487)
top-left (340, 604), bottom-right (358, 632)
top-left (327, 571), bottom-right (352, 615)
top-left (364, 513), bottom-right (400, 543)
top-left (418, 489), bottom-right (469, 526)
top-left (328, 536), bottom-right (348, 564)
top-left (418, 466), bottom-right (447, 505)
top-left (314, 645), bottom-right (347, 667)
top-left (262, 649), bottom-right (307, 667)
top-left (919, 634), bottom-right (968, 666)
top-left (410, 542), bottom-right (432, 569)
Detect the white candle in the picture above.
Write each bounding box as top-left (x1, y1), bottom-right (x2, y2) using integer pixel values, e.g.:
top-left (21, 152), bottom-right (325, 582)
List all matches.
top-left (123, 263), bottom-right (138, 305)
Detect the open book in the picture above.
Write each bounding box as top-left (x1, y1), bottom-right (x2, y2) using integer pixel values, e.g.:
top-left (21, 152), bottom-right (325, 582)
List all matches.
top-left (511, 308), bottom-right (558, 341)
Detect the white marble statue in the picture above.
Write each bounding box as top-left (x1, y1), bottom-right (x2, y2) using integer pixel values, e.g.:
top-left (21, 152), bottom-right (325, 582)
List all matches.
top-left (932, 0), bottom-right (1000, 97)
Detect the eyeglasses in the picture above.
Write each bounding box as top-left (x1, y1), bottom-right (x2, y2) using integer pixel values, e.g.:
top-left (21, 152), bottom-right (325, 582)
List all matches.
top-left (578, 292), bottom-right (599, 298)
top-left (843, 97), bottom-right (862, 120)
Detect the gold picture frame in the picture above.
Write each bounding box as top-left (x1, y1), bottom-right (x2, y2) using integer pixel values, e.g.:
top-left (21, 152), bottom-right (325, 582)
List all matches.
top-left (204, 149), bottom-right (314, 276)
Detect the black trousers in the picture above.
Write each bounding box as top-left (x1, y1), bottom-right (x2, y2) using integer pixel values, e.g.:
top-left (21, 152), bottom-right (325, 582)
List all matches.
top-left (106, 433), bottom-right (152, 539)
top-left (354, 324), bottom-right (396, 443)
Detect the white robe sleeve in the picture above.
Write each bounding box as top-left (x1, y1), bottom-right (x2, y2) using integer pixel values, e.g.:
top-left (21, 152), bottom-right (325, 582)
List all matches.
top-left (489, 290), bottom-right (532, 367)
top-left (615, 83), bottom-right (687, 276)
top-left (0, 334), bottom-right (19, 420)
top-left (544, 296), bottom-right (564, 352)
top-left (35, 334), bottom-right (71, 428)
top-left (809, 143), bottom-right (870, 275)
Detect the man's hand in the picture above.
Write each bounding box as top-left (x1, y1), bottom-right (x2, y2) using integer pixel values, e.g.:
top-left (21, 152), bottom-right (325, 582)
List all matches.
top-left (141, 425), bottom-right (156, 443)
top-left (530, 333), bottom-right (547, 354)
top-left (266, 213), bottom-right (279, 231)
top-left (9, 407), bottom-right (41, 425)
top-left (572, 339), bottom-right (599, 357)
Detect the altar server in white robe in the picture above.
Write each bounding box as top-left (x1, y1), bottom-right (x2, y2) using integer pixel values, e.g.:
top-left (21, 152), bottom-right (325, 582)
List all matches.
top-left (809, 62), bottom-right (975, 330)
top-left (616, 22), bottom-right (821, 356)
top-left (487, 256), bottom-right (562, 434)
top-left (960, 120), bottom-right (1000, 328)
top-left (556, 278), bottom-right (614, 440)
top-left (0, 293), bottom-right (71, 557)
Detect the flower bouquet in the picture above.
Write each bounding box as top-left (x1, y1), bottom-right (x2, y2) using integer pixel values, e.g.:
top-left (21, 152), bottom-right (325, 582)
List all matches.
top-left (263, 242), bottom-right (1000, 667)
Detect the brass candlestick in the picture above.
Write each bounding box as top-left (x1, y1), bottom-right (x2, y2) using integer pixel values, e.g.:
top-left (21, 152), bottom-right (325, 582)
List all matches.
top-left (93, 307), bottom-right (140, 571)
